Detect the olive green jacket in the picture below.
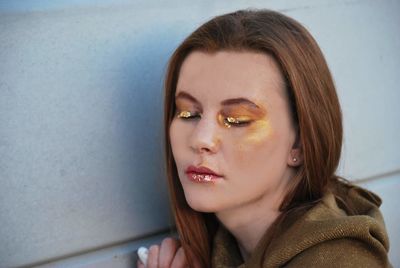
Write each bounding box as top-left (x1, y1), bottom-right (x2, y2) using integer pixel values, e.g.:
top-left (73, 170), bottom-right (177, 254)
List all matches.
top-left (211, 181), bottom-right (391, 267)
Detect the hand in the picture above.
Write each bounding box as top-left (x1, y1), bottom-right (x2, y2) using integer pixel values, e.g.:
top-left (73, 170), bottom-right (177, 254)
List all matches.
top-left (137, 237), bottom-right (188, 268)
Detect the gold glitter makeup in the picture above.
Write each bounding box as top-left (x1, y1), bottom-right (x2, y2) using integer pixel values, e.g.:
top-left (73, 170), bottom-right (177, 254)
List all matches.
top-left (218, 114), bottom-right (253, 128)
top-left (224, 104), bottom-right (264, 117)
top-left (218, 102), bottom-right (267, 128)
top-left (177, 110), bottom-right (193, 118)
top-left (244, 119), bottom-right (271, 144)
top-left (221, 101), bottom-right (271, 144)
top-left (175, 96), bottom-right (201, 120)
top-left (174, 90), bottom-right (271, 144)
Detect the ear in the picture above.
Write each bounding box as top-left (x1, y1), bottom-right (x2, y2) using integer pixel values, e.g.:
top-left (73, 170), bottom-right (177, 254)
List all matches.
top-left (288, 130), bottom-right (303, 167)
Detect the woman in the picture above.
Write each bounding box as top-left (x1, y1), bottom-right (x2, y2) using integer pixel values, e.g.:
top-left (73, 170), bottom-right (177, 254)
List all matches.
top-left (138, 9), bottom-right (391, 268)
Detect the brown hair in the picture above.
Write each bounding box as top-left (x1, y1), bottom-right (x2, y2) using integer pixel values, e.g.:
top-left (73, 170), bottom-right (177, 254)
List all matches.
top-left (164, 9), bottom-right (342, 267)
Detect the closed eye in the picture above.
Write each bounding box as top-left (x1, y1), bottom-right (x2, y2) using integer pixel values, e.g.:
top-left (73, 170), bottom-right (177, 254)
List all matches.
top-left (223, 116), bottom-right (252, 127)
top-left (176, 110), bottom-right (201, 120)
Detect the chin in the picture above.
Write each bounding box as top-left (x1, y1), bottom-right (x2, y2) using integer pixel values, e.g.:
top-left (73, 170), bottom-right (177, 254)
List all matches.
top-left (184, 194), bottom-right (221, 213)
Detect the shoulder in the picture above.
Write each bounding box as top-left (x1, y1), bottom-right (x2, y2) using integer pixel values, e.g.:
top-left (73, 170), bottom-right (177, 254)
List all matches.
top-left (284, 238), bottom-right (391, 268)
top-left (262, 181), bottom-right (391, 267)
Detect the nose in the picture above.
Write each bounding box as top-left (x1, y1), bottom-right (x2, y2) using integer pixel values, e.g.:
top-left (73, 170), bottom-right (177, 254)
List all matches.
top-left (189, 116), bottom-right (221, 154)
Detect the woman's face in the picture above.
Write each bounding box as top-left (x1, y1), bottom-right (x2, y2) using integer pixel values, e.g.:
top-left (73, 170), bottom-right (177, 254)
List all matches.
top-left (169, 50), bottom-right (299, 214)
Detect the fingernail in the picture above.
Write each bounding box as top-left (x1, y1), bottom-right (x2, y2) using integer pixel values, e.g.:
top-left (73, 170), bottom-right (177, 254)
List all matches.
top-left (138, 246), bottom-right (149, 266)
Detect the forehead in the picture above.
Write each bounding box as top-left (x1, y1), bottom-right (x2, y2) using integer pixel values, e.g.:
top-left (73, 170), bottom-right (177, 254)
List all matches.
top-left (176, 50), bottom-right (286, 104)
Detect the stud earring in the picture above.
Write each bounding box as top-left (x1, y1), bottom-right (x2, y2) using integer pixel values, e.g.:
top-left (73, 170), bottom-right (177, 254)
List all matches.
top-left (293, 157), bottom-right (297, 162)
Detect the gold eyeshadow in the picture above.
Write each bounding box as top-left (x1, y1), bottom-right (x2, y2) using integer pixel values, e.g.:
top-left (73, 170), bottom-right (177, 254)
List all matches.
top-left (175, 99), bottom-right (200, 119)
top-left (175, 98), bottom-right (201, 112)
top-left (218, 104), bottom-right (265, 128)
top-left (174, 97), bottom-right (268, 130)
top-left (177, 111), bottom-right (192, 118)
top-left (244, 119), bottom-right (271, 143)
top-left (218, 114), bottom-right (253, 128)
top-left (226, 115), bottom-right (252, 123)
top-left (222, 105), bottom-right (266, 118)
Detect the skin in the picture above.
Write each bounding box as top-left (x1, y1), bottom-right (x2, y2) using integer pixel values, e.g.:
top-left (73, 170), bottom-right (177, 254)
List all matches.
top-left (145, 50), bottom-right (302, 266)
top-left (137, 238), bottom-right (188, 268)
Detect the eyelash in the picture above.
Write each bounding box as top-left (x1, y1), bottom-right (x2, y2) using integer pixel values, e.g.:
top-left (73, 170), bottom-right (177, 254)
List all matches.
top-left (223, 116), bottom-right (252, 127)
top-left (176, 110), bottom-right (252, 127)
top-left (176, 111), bottom-right (201, 120)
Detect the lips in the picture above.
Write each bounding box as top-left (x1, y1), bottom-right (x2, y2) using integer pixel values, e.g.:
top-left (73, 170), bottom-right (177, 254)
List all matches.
top-left (185, 165), bottom-right (223, 183)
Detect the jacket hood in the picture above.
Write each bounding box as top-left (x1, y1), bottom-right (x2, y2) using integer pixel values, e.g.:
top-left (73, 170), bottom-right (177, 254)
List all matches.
top-left (211, 180), bottom-right (391, 267)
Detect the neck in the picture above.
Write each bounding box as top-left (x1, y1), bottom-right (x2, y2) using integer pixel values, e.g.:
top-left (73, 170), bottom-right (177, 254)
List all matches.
top-left (216, 195), bottom-right (282, 260)
top-left (215, 170), bottom-right (293, 260)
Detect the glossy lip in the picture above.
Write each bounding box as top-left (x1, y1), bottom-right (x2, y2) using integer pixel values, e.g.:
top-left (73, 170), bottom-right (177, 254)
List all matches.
top-left (185, 165), bottom-right (223, 183)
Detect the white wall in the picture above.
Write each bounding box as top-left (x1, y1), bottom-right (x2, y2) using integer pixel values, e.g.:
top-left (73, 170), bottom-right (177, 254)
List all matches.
top-left (0, 0), bottom-right (398, 267)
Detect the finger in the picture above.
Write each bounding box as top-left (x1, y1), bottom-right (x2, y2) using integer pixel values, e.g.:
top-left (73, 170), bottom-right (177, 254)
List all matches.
top-left (147, 245), bottom-right (159, 268)
top-left (137, 247), bottom-right (149, 266)
top-left (170, 247), bottom-right (187, 268)
top-left (159, 237), bottom-right (179, 268)
top-left (137, 259), bottom-right (145, 268)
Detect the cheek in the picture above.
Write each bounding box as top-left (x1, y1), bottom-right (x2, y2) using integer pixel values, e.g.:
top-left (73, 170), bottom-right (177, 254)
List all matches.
top-left (169, 120), bottom-right (183, 158)
top-left (234, 119), bottom-right (273, 157)
top-left (169, 120), bottom-right (192, 164)
top-left (230, 120), bottom-right (286, 170)
top-left (244, 119), bottom-right (272, 144)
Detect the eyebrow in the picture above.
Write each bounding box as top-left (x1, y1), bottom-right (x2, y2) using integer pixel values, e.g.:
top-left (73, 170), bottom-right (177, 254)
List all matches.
top-left (221, 98), bottom-right (260, 109)
top-left (175, 91), bottom-right (199, 104)
top-left (175, 91), bottom-right (261, 109)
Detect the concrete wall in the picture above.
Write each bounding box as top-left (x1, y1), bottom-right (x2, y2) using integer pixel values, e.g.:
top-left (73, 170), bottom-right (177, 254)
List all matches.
top-left (1, 0), bottom-right (398, 267)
